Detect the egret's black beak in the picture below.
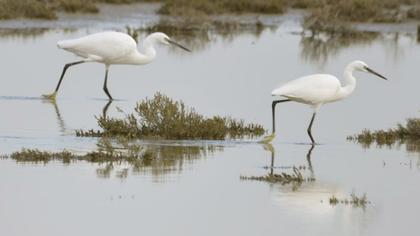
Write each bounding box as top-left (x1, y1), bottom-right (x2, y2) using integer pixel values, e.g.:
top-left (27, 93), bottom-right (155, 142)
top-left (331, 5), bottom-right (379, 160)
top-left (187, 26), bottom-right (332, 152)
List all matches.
top-left (166, 38), bottom-right (191, 52)
top-left (365, 67), bottom-right (388, 80)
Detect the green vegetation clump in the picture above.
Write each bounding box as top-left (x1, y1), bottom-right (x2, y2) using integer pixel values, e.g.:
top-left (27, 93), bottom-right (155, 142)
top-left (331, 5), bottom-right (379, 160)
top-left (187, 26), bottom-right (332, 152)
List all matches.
top-left (0, 0), bottom-right (100, 19)
top-left (0, 0), bottom-right (57, 19)
top-left (296, 0), bottom-right (420, 35)
top-left (295, 0), bottom-right (420, 23)
top-left (329, 191), bottom-right (370, 208)
top-left (348, 118), bottom-right (420, 145)
top-left (0, 0), bottom-right (157, 20)
top-left (54, 0), bottom-right (99, 13)
top-left (1, 0), bottom-right (420, 22)
top-left (100, 0), bottom-right (156, 3)
top-left (77, 93), bottom-right (265, 140)
top-left (315, 0), bottom-right (400, 23)
top-left (158, 0), bottom-right (284, 15)
top-left (157, 0), bottom-right (420, 23)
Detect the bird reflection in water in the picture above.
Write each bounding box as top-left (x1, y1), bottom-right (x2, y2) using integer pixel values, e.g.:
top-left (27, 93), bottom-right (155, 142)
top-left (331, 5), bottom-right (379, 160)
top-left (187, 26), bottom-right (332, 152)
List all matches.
top-left (42, 99), bottom-right (67, 135)
top-left (242, 144), bottom-right (316, 191)
top-left (42, 99), bottom-right (113, 135)
top-left (264, 143), bottom-right (315, 178)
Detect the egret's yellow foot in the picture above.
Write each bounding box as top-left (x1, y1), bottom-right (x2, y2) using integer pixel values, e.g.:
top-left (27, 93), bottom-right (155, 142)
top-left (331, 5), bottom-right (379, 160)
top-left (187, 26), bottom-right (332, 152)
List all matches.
top-left (42, 92), bottom-right (57, 101)
top-left (259, 133), bottom-right (275, 144)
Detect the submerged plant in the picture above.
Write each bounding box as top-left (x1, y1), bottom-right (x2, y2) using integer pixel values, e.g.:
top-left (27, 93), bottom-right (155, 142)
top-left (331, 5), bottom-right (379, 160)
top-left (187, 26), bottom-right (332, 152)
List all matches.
top-left (328, 191), bottom-right (370, 208)
top-left (5, 137), bottom-right (219, 179)
top-left (240, 167), bottom-right (315, 191)
top-left (77, 93), bottom-right (265, 140)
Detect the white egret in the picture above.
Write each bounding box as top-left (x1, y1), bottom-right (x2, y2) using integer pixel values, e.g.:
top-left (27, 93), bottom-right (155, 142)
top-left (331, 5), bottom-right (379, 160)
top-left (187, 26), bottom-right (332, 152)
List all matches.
top-left (267, 60), bottom-right (388, 144)
top-left (43, 31), bottom-right (190, 100)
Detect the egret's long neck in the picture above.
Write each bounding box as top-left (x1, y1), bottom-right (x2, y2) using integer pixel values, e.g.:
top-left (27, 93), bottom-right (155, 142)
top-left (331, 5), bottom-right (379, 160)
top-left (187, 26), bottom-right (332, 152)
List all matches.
top-left (337, 65), bottom-right (357, 100)
top-left (127, 35), bottom-right (157, 65)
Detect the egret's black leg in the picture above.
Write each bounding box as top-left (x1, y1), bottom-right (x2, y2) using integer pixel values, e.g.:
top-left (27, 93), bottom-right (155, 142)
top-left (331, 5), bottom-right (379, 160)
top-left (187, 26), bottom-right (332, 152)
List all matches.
top-left (307, 112), bottom-right (317, 144)
top-left (272, 99), bottom-right (290, 134)
top-left (103, 67), bottom-right (113, 100)
top-left (54, 61), bottom-right (85, 93)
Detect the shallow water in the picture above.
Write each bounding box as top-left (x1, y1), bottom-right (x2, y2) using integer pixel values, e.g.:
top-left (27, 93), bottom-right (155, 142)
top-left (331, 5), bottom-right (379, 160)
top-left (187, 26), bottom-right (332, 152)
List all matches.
top-left (0, 6), bottom-right (419, 236)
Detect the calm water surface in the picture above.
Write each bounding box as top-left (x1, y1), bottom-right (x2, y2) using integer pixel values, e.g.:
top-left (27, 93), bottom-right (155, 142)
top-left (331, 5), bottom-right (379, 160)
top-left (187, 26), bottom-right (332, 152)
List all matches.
top-left (0, 6), bottom-right (419, 236)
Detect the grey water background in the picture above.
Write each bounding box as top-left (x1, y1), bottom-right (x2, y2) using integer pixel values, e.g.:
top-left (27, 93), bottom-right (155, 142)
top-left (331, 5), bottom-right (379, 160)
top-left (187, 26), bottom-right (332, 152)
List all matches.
top-left (0, 4), bottom-right (419, 236)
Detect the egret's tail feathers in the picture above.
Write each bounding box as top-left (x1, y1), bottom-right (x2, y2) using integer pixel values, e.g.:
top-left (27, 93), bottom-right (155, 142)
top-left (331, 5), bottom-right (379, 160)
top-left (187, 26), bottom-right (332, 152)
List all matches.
top-left (57, 40), bottom-right (75, 49)
top-left (271, 87), bottom-right (287, 96)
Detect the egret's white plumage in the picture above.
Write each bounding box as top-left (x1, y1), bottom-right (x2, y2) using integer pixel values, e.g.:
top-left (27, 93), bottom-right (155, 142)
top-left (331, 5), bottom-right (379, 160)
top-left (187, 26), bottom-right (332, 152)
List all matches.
top-left (271, 74), bottom-right (342, 107)
top-left (57, 32), bottom-right (141, 64)
top-left (44, 31), bottom-right (190, 100)
top-left (264, 60), bottom-right (388, 144)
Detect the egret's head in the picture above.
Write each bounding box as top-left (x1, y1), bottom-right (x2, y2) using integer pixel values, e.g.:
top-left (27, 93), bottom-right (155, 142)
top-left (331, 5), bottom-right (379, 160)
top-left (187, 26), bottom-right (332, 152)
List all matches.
top-left (350, 60), bottom-right (388, 80)
top-left (351, 60), bottom-right (369, 71)
top-left (152, 32), bottom-right (190, 52)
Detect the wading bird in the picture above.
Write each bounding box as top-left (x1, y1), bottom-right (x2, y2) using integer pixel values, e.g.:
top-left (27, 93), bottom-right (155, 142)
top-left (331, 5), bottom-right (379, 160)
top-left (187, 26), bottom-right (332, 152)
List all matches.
top-left (43, 31), bottom-right (190, 100)
top-left (265, 60), bottom-right (388, 144)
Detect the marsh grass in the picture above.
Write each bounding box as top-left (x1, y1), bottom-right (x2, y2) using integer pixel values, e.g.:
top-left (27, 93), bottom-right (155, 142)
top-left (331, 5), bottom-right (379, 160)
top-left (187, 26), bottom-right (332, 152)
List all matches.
top-left (158, 0), bottom-right (284, 16)
top-left (54, 0), bottom-right (99, 14)
top-left (296, 0), bottom-right (420, 23)
top-left (100, 0), bottom-right (158, 3)
top-left (77, 93), bottom-right (265, 140)
top-left (348, 118), bottom-right (420, 146)
top-left (157, 0), bottom-right (420, 23)
top-left (2, 0), bottom-right (420, 23)
top-left (329, 191), bottom-right (370, 208)
top-left (0, 0), bottom-right (57, 19)
top-left (0, 0), bottom-right (154, 20)
top-left (297, 0), bottom-right (420, 37)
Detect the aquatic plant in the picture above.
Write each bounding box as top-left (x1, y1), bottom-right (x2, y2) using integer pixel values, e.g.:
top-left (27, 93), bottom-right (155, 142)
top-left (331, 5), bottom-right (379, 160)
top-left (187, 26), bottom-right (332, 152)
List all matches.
top-left (0, 0), bottom-right (154, 20)
top-left (158, 0), bottom-right (420, 23)
top-left (348, 118), bottom-right (420, 145)
top-left (0, 0), bottom-right (57, 19)
top-left (2, 0), bottom-right (420, 23)
top-left (296, 0), bottom-right (420, 23)
top-left (5, 138), bottom-right (218, 178)
top-left (328, 191), bottom-right (370, 208)
top-left (54, 0), bottom-right (99, 14)
top-left (0, 0), bottom-right (103, 20)
top-left (158, 0), bottom-right (284, 16)
top-left (240, 167), bottom-right (315, 191)
top-left (329, 195), bottom-right (339, 205)
top-left (77, 93), bottom-right (265, 140)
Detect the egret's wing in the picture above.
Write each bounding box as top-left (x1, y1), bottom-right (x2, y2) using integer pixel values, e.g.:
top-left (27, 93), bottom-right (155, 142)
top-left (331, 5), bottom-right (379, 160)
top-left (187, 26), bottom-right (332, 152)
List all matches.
top-left (57, 32), bottom-right (137, 61)
top-left (272, 74), bottom-right (341, 104)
